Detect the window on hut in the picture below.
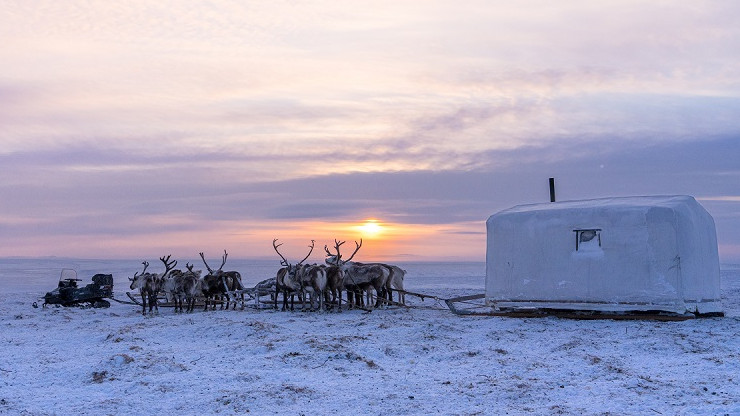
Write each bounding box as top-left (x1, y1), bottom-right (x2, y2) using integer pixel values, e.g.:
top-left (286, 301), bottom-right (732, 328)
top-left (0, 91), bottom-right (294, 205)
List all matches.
top-left (573, 229), bottom-right (602, 252)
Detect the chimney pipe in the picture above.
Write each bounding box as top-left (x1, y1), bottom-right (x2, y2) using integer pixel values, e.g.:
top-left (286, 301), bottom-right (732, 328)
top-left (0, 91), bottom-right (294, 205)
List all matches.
top-left (549, 177), bottom-right (556, 202)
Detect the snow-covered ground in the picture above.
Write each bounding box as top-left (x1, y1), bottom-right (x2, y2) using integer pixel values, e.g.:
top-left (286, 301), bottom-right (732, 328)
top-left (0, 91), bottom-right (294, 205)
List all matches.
top-left (0, 259), bottom-right (738, 415)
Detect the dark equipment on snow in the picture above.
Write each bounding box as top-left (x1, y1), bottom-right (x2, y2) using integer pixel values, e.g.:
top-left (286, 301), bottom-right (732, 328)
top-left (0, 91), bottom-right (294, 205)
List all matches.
top-left (43, 269), bottom-right (114, 308)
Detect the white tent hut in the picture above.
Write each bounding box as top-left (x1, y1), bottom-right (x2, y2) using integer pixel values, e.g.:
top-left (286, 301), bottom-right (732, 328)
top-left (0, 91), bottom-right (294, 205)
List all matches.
top-left (485, 195), bottom-right (722, 316)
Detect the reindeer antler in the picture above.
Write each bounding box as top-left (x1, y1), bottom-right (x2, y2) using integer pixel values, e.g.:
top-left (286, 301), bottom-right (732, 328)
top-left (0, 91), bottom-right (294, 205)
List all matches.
top-left (219, 250), bottom-right (228, 271)
top-left (344, 239), bottom-right (362, 263)
top-left (272, 239), bottom-right (289, 266)
top-left (141, 261), bottom-right (150, 274)
top-left (159, 255), bottom-right (177, 277)
top-left (199, 252), bottom-right (214, 274)
top-left (297, 240), bottom-right (315, 265)
top-left (325, 239), bottom-right (346, 265)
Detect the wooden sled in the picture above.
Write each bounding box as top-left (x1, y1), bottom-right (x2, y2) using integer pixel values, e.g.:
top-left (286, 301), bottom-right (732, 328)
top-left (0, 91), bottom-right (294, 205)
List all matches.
top-left (445, 293), bottom-right (705, 321)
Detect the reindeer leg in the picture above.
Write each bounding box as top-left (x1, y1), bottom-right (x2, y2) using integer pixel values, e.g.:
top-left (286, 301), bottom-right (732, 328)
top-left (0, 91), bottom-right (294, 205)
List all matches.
top-left (148, 291), bottom-right (154, 314)
top-left (374, 283), bottom-right (385, 308)
top-left (327, 288), bottom-right (335, 311)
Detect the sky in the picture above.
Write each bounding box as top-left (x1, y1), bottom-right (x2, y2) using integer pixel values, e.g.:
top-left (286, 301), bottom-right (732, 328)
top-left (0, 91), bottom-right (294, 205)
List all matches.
top-left (1, 0), bottom-right (739, 263)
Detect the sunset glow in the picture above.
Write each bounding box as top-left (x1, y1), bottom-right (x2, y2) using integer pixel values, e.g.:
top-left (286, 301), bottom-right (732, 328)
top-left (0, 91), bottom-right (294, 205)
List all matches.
top-left (357, 220), bottom-right (383, 239)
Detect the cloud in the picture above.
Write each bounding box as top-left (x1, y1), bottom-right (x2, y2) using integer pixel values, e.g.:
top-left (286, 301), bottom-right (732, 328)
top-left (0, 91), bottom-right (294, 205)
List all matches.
top-left (2, 1), bottom-right (740, 259)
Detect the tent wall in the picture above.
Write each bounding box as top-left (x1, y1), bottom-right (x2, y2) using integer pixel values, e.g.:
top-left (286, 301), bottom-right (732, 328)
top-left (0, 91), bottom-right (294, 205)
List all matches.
top-left (485, 196), bottom-right (721, 314)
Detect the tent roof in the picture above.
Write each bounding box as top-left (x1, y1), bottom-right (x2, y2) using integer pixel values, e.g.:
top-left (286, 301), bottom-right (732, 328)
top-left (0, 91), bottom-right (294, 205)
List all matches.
top-left (496, 195), bottom-right (694, 216)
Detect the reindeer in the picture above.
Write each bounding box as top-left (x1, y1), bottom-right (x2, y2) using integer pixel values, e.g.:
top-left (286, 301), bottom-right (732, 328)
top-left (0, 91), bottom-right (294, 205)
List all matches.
top-left (323, 264), bottom-right (344, 311)
top-left (273, 266), bottom-right (289, 310)
top-left (219, 253), bottom-right (245, 310)
top-left (161, 268), bottom-right (183, 303)
top-left (272, 239), bottom-right (315, 311)
top-left (199, 250), bottom-right (243, 310)
top-left (181, 263), bottom-right (203, 313)
top-left (161, 260), bottom-right (202, 313)
top-left (298, 263), bottom-right (327, 311)
top-left (324, 239), bottom-right (389, 309)
top-left (385, 265), bottom-right (407, 305)
top-left (199, 251), bottom-right (225, 310)
top-left (129, 261), bottom-right (154, 315)
top-left (352, 262), bottom-right (407, 306)
top-left (129, 255), bottom-right (177, 315)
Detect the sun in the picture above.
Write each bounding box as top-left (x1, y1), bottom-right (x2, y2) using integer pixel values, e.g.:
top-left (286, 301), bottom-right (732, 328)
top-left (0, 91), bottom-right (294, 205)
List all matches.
top-left (357, 219), bottom-right (383, 238)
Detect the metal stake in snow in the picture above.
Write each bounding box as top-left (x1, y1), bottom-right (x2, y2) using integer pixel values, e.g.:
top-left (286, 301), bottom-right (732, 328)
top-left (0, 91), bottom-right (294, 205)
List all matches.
top-left (549, 177), bottom-right (556, 202)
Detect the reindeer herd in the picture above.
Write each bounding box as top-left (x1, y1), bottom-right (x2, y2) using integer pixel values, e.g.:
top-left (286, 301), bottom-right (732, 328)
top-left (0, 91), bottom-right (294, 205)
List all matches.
top-left (128, 239), bottom-right (406, 315)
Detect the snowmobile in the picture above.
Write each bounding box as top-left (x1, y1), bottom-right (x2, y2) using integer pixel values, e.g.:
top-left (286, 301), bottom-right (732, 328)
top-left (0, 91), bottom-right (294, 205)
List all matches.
top-left (43, 269), bottom-right (114, 308)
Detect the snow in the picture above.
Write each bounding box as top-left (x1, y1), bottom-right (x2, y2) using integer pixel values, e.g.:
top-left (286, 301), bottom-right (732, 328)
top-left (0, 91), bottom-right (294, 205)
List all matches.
top-left (1, 259), bottom-right (739, 415)
top-left (486, 196), bottom-right (722, 314)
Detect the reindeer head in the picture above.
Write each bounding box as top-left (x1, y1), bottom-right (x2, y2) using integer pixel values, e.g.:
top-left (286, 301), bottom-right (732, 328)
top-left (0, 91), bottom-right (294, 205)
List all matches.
top-left (199, 250), bottom-right (228, 276)
top-left (185, 262), bottom-right (202, 278)
top-left (129, 261), bottom-right (150, 290)
top-left (273, 239), bottom-right (315, 288)
top-left (273, 240), bottom-right (315, 268)
top-left (324, 239), bottom-right (362, 267)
